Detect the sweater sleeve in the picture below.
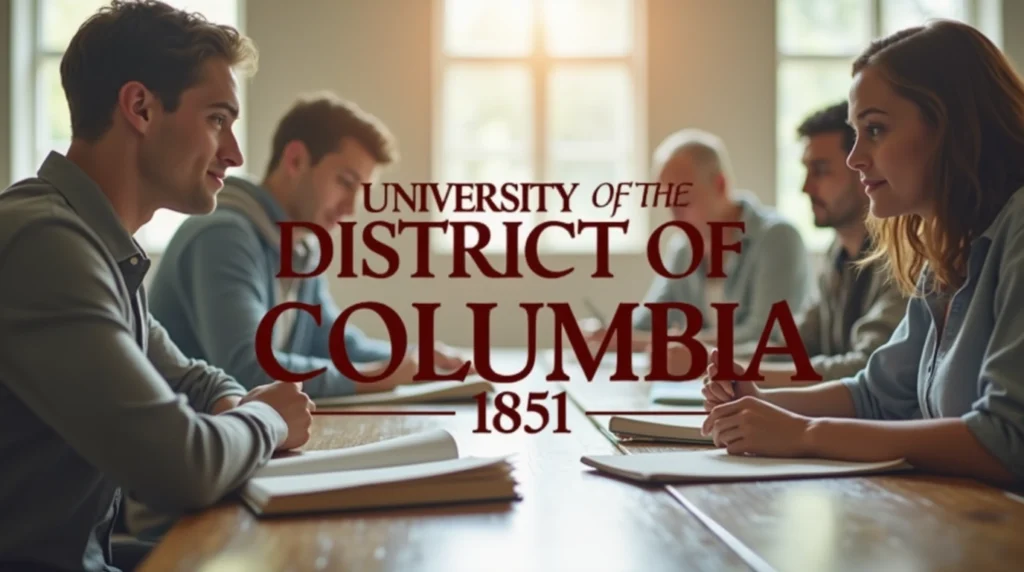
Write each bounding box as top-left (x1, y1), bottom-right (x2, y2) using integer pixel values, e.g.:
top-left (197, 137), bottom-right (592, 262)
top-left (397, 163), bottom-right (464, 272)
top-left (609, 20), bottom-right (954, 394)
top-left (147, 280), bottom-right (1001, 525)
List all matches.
top-left (309, 276), bottom-right (394, 363)
top-left (176, 221), bottom-right (362, 397)
top-left (633, 236), bottom-right (698, 331)
top-left (0, 221), bottom-right (287, 512)
top-left (731, 222), bottom-right (812, 345)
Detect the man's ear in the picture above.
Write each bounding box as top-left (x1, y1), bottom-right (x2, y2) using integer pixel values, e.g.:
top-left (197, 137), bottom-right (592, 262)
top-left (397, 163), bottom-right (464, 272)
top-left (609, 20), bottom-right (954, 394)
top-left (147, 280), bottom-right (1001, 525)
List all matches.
top-left (282, 140), bottom-right (311, 177)
top-left (117, 81), bottom-right (160, 135)
top-left (712, 171), bottom-right (727, 195)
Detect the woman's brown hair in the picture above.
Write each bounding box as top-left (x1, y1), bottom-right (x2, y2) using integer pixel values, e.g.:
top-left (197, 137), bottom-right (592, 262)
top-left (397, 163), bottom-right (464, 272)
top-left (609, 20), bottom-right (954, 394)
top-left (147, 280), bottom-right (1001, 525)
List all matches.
top-left (853, 20), bottom-right (1024, 297)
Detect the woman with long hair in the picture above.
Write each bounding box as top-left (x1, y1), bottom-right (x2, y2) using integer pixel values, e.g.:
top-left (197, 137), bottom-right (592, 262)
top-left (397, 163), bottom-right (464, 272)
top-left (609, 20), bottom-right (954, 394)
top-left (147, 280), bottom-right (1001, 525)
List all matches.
top-left (701, 19), bottom-right (1024, 487)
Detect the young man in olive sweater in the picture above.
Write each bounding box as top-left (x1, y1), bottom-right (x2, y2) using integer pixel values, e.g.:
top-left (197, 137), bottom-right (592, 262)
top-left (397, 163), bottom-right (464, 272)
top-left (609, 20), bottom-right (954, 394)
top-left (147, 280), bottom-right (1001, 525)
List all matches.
top-left (0, 2), bottom-right (312, 570)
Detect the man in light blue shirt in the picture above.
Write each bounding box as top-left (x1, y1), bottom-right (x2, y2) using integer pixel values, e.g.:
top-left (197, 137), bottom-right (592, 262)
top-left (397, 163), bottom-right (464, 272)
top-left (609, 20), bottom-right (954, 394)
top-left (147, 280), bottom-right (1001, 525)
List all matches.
top-left (147, 93), bottom-right (469, 399)
top-left (586, 129), bottom-right (812, 351)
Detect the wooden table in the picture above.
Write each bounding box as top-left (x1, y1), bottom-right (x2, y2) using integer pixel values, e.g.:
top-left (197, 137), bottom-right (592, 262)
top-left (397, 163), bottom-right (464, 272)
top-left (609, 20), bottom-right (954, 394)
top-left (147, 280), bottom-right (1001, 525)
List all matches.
top-left (139, 350), bottom-right (749, 572)
top-left (559, 356), bottom-right (1024, 572)
top-left (141, 350), bottom-right (1024, 572)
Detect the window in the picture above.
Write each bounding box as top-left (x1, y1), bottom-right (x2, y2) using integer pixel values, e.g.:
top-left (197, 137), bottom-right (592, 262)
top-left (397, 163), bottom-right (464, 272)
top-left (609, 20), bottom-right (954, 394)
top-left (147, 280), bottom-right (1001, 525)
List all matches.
top-left (433, 0), bottom-right (647, 254)
top-left (776, 0), bottom-right (998, 252)
top-left (10, 0), bottom-right (245, 253)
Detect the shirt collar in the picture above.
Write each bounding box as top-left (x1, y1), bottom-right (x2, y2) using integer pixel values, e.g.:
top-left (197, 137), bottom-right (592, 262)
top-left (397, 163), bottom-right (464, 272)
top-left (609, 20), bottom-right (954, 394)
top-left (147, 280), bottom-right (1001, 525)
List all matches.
top-left (916, 185), bottom-right (1024, 297)
top-left (217, 176), bottom-right (320, 268)
top-left (221, 175), bottom-right (291, 225)
top-left (37, 151), bottom-right (147, 266)
top-left (830, 234), bottom-right (873, 272)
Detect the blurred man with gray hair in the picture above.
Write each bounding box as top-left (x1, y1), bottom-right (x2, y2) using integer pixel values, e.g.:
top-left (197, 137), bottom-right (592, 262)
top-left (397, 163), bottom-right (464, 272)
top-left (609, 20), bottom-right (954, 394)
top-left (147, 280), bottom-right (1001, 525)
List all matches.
top-left (586, 128), bottom-right (812, 356)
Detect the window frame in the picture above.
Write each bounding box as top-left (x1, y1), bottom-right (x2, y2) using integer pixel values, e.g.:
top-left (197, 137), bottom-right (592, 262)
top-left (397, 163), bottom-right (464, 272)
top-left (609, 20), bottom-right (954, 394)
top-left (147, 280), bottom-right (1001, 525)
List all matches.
top-left (429, 0), bottom-right (650, 255)
top-left (8, 0), bottom-right (247, 253)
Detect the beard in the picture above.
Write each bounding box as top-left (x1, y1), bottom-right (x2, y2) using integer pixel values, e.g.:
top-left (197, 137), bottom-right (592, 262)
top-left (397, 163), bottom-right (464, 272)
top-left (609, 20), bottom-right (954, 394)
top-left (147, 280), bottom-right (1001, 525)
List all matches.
top-left (813, 183), bottom-right (866, 229)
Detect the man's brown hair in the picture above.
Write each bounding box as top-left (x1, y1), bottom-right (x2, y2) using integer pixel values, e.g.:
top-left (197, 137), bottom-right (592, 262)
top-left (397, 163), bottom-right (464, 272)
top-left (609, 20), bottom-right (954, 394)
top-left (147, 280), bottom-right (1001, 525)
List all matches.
top-left (61, 0), bottom-right (258, 141)
top-left (265, 93), bottom-right (398, 175)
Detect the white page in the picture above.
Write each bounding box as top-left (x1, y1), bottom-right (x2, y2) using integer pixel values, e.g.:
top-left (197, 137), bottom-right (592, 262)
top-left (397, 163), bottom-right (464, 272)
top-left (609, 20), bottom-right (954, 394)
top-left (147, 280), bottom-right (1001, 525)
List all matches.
top-left (314, 378), bottom-right (494, 407)
top-left (253, 429), bottom-right (459, 478)
top-left (245, 456), bottom-right (509, 500)
top-left (581, 448), bottom-right (911, 483)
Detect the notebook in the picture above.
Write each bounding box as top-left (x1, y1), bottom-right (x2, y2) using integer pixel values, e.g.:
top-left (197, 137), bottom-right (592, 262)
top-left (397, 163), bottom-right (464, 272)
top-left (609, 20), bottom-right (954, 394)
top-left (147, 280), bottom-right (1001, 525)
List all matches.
top-left (580, 448), bottom-right (911, 483)
top-left (241, 429), bottom-right (517, 515)
top-left (647, 381), bottom-right (705, 405)
top-left (608, 414), bottom-right (712, 444)
top-left (314, 377), bottom-right (496, 407)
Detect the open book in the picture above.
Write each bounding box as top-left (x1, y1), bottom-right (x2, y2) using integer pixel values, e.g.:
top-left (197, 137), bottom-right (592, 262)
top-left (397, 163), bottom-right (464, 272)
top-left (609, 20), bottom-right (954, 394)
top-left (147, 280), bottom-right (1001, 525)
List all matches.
top-left (314, 377), bottom-right (496, 407)
top-left (241, 429), bottom-right (517, 516)
top-left (581, 448), bottom-right (912, 483)
top-left (608, 414), bottom-right (712, 444)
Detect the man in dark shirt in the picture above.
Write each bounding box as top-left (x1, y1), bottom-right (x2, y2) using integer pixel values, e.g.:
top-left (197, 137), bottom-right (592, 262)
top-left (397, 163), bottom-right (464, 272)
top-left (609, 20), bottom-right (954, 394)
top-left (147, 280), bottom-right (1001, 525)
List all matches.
top-left (0, 2), bottom-right (313, 570)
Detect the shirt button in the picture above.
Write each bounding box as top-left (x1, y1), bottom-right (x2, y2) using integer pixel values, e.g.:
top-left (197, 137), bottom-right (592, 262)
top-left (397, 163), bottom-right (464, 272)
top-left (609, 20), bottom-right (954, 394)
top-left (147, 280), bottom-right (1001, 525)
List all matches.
top-left (130, 257), bottom-right (139, 266)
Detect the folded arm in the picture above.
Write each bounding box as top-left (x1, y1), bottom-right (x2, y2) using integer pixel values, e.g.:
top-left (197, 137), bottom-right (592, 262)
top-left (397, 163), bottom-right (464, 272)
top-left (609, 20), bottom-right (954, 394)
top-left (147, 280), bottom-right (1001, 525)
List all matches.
top-left (0, 222), bottom-right (287, 512)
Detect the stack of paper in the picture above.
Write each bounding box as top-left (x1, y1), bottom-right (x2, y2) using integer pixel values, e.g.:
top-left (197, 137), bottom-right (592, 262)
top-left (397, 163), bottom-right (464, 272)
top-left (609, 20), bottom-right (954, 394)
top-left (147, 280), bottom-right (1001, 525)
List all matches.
top-left (241, 429), bottom-right (517, 515)
top-left (608, 414), bottom-right (712, 444)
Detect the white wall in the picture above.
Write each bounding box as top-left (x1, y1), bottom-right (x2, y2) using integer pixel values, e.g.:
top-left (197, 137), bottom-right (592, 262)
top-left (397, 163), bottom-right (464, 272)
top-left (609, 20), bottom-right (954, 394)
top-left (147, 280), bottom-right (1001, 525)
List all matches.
top-left (242, 0), bottom-right (778, 348)
top-left (4, 0), bottom-right (1022, 348)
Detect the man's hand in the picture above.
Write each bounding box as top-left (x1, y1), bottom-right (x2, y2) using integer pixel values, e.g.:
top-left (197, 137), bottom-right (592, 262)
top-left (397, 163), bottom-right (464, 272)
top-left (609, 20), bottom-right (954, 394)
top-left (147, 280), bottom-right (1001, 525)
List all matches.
top-left (353, 342), bottom-right (474, 394)
top-left (240, 382), bottom-right (314, 451)
top-left (430, 342), bottom-right (474, 375)
top-left (646, 332), bottom-right (701, 378)
top-left (351, 352), bottom-right (421, 394)
top-left (579, 317), bottom-right (611, 346)
top-left (578, 319), bottom-right (653, 353)
top-left (644, 330), bottom-right (713, 380)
